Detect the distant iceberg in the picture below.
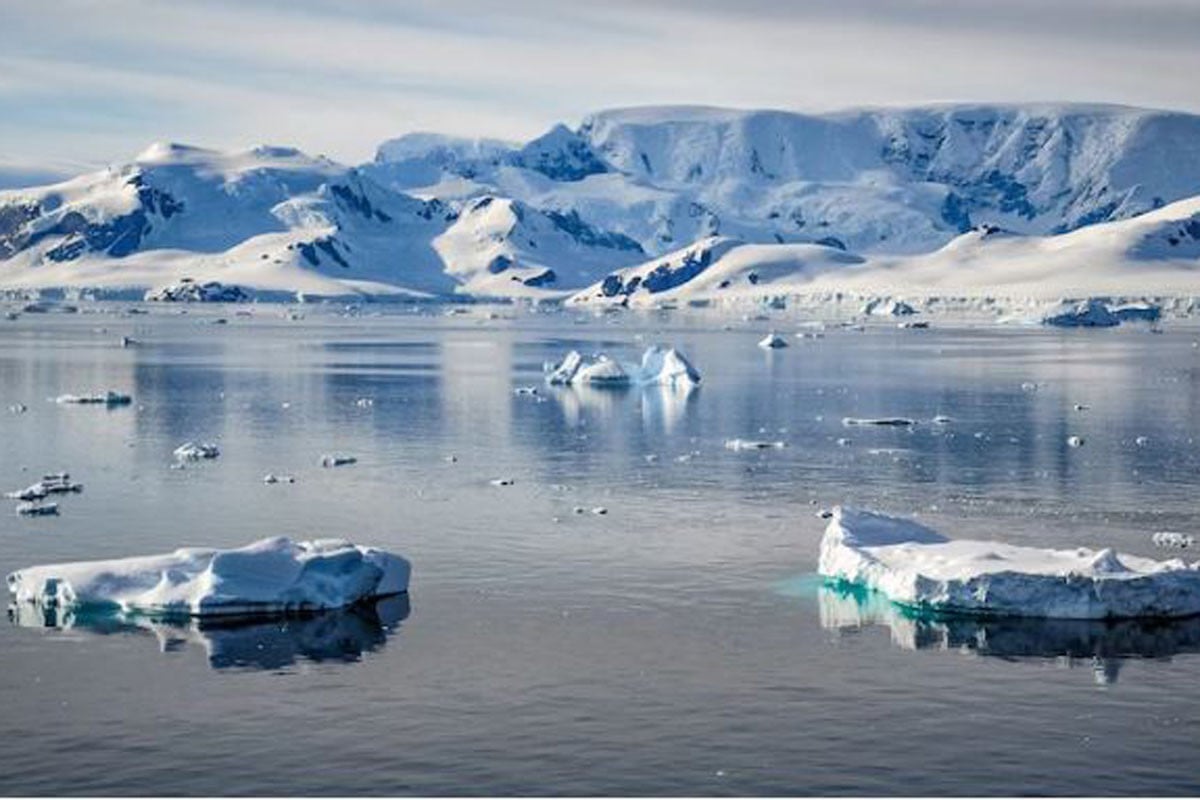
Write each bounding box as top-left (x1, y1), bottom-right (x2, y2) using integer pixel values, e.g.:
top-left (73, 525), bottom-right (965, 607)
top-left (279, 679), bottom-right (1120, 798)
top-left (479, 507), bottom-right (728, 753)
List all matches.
top-left (1041, 299), bottom-right (1120, 328)
top-left (55, 391), bottom-right (132, 406)
top-left (7, 536), bottom-right (410, 618)
top-left (545, 345), bottom-right (700, 389)
top-left (145, 278), bottom-right (250, 303)
top-left (819, 507), bottom-right (1200, 619)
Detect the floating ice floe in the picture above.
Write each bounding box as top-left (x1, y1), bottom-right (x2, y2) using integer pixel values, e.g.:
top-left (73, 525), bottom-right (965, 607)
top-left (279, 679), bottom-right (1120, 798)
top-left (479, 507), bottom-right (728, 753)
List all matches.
top-left (144, 278), bottom-right (250, 303)
top-left (842, 417), bottom-right (916, 427)
top-left (724, 439), bottom-right (787, 451)
top-left (5, 473), bottom-right (83, 501)
top-left (757, 332), bottom-right (789, 349)
top-left (6, 536), bottom-right (410, 618)
top-left (16, 501), bottom-right (58, 517)
top-left (320, 454), bottom-right (357, 468)
top-left (545, 345), bottom-right (701, 389)
top-left (55, 391), bottom-right (132, 406)
top-left (174, 442), bottom-right (220, 461)
top-left (819, 507), bottom-right (1200, 619)
top-left (1153, 532), bottom-right (1195, 549)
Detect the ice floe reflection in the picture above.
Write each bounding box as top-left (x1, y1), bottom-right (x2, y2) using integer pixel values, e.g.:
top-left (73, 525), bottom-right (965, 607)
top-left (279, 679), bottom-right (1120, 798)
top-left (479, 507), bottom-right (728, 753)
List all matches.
top-left (7, 594), bottom-right (410, 672)
top-left (818, 584), bottom-right (1200, 684)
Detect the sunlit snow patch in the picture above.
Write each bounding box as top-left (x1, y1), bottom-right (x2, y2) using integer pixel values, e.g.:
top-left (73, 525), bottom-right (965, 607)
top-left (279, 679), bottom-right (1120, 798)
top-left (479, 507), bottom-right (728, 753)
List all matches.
top-left (818, 507), bottom-right (1200, 619)
top-left (7, 537), bottom-right (411, 618)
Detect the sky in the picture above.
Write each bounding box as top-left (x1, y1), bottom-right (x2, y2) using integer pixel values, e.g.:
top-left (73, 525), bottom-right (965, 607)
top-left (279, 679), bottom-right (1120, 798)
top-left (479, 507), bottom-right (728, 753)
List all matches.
top-left (2, 0), bottom-right (1200, 178)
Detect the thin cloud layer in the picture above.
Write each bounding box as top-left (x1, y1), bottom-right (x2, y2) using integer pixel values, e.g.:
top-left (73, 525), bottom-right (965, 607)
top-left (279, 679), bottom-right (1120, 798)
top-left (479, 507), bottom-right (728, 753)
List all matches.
top-left (2, 0), bottom-right (1198, 172)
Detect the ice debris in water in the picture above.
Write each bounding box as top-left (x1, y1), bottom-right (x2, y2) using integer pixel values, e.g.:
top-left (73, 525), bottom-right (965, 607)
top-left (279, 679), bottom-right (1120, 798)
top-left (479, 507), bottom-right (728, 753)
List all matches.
top-left (16, 501), bottom-right (58, 517)
top-left (174, 442), bottom-right (220, 461)
top-left (54, 391), bottom-right (132, 406)
top-left (819, 507), bottom-right (1200, 619)
top-left (263, 474), bottom-right (296, 485)
top-left (6, 473), bottom-right (83, 501)
top-left (1067, 435), bottom-right (1085, 448)
top-left (758, 332), bottom-right (789, 349)
top-left (6, 536), bottom-right (410, 617)
top-left (842, 417), bottom-right (916, 427)
top-left (9, 403), bottom-right (27, 414)
top-left (354, 397), bottom-right (374, 408)
top-left (545, 345), bottom-right (701, 389)
top-left (725, 439), bottom-right (786, 451)
top-left (320, 454), bottom-right (357, 468)
top-left (1153, 532), bottom-right (1195, 549)
top-left (490, 478), bottom-right (515, 487)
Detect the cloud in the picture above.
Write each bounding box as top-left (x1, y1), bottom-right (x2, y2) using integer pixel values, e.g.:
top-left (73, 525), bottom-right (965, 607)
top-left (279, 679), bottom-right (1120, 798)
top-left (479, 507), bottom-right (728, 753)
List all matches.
top-left (1, 0), bottom-right (1198, 169)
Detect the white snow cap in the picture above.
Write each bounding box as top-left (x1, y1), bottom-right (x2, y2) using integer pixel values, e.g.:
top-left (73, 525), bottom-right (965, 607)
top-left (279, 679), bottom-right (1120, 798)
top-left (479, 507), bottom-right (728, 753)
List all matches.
top-left (7, 537), bottom-right (411, 618)
top-left (819, 507), bottom-right (1200, 619)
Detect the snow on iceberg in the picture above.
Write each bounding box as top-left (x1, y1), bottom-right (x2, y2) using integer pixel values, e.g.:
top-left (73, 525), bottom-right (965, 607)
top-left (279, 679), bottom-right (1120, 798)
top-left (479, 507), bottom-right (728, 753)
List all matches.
top-left (7, 536), bottom-right (411, 618)
top-left (545, 345), bottom-right (700, 388)
top-left (818, 507), bottom-right (1200, 619)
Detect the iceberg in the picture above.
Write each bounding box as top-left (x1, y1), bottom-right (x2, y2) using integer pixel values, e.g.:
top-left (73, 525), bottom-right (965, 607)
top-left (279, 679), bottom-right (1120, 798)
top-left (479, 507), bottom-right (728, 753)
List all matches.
top-left (16, 501), bottom-right (58, 517)
top-left (1110, 301), bottom-right (1163, 323)
top-left (174, 441), bottom-right (220, 461)
top-left (545, 345), bottom-right (700, 388)
top-left (863, 298), bottom-right (917, 317)
top-left (145, 278), bottom-right (250, 303)
top-left (819, 507), bottom-right (1200, 619)
top-left (320, 454), bottom-right (357, 467)
top-left (1041, 299), bottom-right (1120, 328)
top-left (7, 536), bottom-right (411, 618)
top-left (757, 333), bottom-right (788, 349)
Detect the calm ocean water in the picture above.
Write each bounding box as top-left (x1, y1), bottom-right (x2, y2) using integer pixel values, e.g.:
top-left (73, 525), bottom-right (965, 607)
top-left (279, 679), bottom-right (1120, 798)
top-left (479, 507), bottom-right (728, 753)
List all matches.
top-left (2, 305), bottom-right (1199, 795)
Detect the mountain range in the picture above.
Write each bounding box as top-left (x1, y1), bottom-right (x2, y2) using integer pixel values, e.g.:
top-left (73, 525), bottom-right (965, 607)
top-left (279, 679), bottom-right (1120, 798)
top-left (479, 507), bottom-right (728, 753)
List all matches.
top-left (2, 103), bottom-right (1199, 301)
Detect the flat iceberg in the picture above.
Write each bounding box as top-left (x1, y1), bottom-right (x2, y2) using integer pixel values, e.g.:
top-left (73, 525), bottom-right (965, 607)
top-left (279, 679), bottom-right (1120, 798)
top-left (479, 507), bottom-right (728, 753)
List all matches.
top-left (7, 536), bottom-right (411, 618)
top-left (545, 345), bottom-right (700, 388)
top-left (818, 507), bottom-right (1200, 619)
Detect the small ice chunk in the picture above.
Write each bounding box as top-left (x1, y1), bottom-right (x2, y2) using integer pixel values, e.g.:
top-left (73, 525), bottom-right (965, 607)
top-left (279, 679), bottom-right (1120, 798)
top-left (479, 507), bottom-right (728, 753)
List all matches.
top-left (1153, 532), bottom-right (1195, 549)
top-left (513, 386), bottom-right (540, 396)
top-left (320, 454), bottom-right (357, 468)
top-left (1134, 436), bottom-right (1150, 447)
top-left (842, 417), bottom-right (916, 427)
top-left (9, 403), bottom-right (27, 414)
top-left (1067, 435), bottom-right (1085, 448)
top-left (55, 391), bottom-right (132, 406)
top-left (16, 502), bottom-right (58, 517)
top-left (931, 415), bottom-right (952, 425)
top-left (490, 478), bottom-right (514, 487)
top-left (758, 333), bottom-right (789, 349)
top-left (591, 507), bottom-right (608, 516)
top-left (6, 536), bottom-right (410, 617)
top-left (175, 442), bottom-right (220, 461)
top-left (725, 439), bottom-right (786, 451)
top-left (354, 397), bottom-right (374, 408)
top-left (263, 474), bottom-right (296, 484)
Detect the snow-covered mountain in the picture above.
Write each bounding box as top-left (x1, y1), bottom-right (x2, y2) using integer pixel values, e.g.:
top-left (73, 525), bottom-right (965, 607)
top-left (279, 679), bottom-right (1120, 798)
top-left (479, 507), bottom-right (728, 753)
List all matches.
top-left (368, 103), bottom-right (1200, 258)
top-left (3, 102), bottom-right (1200, 300)
top-left (569, 196), bottom-right (1200, 306)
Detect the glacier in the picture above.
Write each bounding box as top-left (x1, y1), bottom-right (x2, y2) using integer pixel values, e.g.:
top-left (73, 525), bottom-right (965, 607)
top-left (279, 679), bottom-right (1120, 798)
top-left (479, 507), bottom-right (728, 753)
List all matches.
top-left (819, 507), bottom-right (1200, 619)
top-left (6, 536), bottom-right (411, 618)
